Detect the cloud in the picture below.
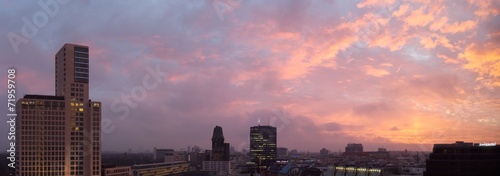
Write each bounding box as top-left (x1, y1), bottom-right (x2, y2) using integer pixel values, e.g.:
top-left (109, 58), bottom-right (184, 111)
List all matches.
top-left (460, 42), bottom-right (500, 78)
top-left (1, 0), bottom-right (499, 152)
top-left (390, 126), bottom-right (400, 131)
top-left (468, 0), bottom-right (500, 20)
top-left (392, 4), bottom-right (410, 17)
top-left (322, 122), bottom-right (344, 131)
top-left (440, 20), bottom-right (477, 34)
top-left (352, 102), bottom-right (391, 116)
top-left (405, 6), bottom-right (435, 27)
top-left (357, 0), bottom-right (395, 8)
top-left (363, 65), bottom-right (390, 77)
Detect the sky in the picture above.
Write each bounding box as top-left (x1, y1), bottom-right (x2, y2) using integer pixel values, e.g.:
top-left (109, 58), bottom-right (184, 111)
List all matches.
top-left (1, 0), bottom-right (499, 152)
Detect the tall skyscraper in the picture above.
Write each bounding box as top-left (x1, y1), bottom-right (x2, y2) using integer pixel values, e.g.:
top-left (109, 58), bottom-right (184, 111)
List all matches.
top-left (16, 43), bottom-right (101, 176)
top-left (250, 125), bottom-right (277, 168)
top-left (211, 126), bottom-right (229, 161)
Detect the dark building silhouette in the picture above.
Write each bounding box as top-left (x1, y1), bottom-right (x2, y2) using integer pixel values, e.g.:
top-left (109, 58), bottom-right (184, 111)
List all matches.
top-left (277, 147), bottom-right (288, 158)
top-left (250, 125), bottom-right (277, 168)
top-left (320, 148), bottom-right (329, 155)
top-left (345, 143), bottom-right (363, 153)
top-left (424, 141), bottom-right (500, 176)
top-left (211, 126), bottom-right (230, 161)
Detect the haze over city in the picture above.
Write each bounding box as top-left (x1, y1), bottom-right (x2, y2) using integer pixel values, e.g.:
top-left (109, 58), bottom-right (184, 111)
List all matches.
top-left (1, 0), bottom-right (499, 153)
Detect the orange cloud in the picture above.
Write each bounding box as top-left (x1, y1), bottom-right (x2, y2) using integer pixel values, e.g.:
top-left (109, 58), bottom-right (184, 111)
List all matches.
top-left (392, 4), bottom-right (410, 17)
top-left (460, 42), bottom-right (500, 78)
top-left (366, 27), bottom-right (409, 51)
top-left (419, 34), bottom-right (454, 50)
top-left (429, 16), bottom-right (448, 31)
top-left (440, 20), bottom-right (477, 34)
top-left (468, 0), bottom-right (500, 19)
top-left (363, 65), bottom-right (390, 77)
top-left (346, 11), bottom-right (410, 51)
top-left (405, 6), bottom-right (435, 27)
top-left (357, 0), bottom-right (395, 8)
top-left (437, 54), bottom-right (460, 64)
top-left (271, 32), bottom-right (301, 40)
top-left (281, 32), bottom-right (356, 79)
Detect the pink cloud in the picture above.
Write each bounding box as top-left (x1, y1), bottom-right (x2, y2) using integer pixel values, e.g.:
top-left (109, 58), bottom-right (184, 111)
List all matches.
top-left (405, 6), bottom-right (435, 27)
top-left (2, 1), bottom-right (499, 152)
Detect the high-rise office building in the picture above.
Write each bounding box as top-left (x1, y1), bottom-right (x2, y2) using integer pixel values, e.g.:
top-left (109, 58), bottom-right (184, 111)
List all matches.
top-left (16, 43), bottom-right (101, 176)
top-left (424, 141), bottom-right (500, 176)
top-left (250, 125), bottom-right (277, 167)
top-left (211, 126), bottom-right (229, 161)
top-left (345, 143), bottom-right (363, 153)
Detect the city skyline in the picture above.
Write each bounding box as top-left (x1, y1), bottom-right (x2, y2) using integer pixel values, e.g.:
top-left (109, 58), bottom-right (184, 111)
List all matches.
top-left (2, 1), bottom-right (499, 153)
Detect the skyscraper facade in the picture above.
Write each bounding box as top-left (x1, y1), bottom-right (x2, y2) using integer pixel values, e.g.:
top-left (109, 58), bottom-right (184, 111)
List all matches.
top-left (211, 126), bottom-right (229, 161)
top-left (250, 125), bottom-right (277, 167)
top-left (16, 43), bottom-right (101, 176)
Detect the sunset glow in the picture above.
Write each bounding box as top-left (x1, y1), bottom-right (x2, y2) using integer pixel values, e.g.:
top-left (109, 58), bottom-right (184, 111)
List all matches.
top-left (1, 0), bottom-right (499, 152)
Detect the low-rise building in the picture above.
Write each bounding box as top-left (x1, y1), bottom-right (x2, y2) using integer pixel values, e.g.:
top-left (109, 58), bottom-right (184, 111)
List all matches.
top-left (131, 161), bottom-right (189, 176)
top-left (165, 151), bottom-right (186, 162)
top-left (102, 165), bottom-right (131, 176)
top-left (202, 161), bottom-right (231, 175)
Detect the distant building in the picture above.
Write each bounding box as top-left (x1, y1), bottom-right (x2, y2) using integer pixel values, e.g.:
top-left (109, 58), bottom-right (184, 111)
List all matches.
top-left (230, 146), bottom-right (236, 154)
top-left (250, 125), bottom-right (277, 168)
top-left (424, 141), bottom-right (500, 176)
top-left (131, 161), bottom-right (189, 176)
top-left (273, 162), bottom-right (323, 176)
top-left (277, 147), bottom-right (288, 158)
top-left (409, 167), bottom-right (425, 175)
top-left (187, 151), bottom-right (210, 171)
top-left (345, 143), bottom-right (363, 153)
top-left (153, 148), bottom-right (174, 162)
top-left (320, 148), bottom-right (329, 155)
top-left (202, 161), bottom-right (231, 175)
top-left (211, 126), bottom-right (230, 161)
top-left (101, 165), bottom-right (131, 176)
top-left (164, 151), bottom-right (186, 162)
top-left (192, 146), bottom-right (201, 153)
top-left (331, 166), bottom-right (382, 176)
